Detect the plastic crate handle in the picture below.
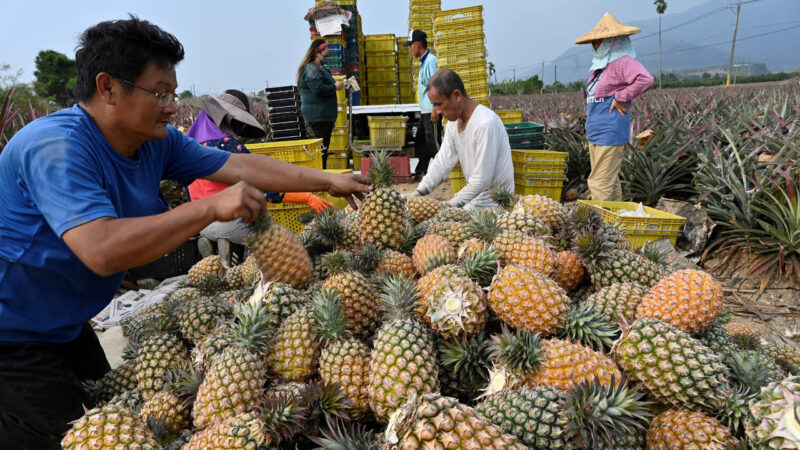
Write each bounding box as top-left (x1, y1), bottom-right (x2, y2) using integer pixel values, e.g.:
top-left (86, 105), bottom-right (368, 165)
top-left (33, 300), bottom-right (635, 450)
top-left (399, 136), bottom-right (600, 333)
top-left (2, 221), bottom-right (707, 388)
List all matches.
top-left (303, 145), bottom-right (322, 157)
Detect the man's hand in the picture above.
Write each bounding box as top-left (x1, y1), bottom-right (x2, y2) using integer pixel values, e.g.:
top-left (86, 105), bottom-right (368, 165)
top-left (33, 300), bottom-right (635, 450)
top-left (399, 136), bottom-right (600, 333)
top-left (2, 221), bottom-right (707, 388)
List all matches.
top-left (401, 191), bottom-right (422, 201)
top-left (203, 181), bottom-right (267, 223)
top-left (610, 99), bottom-right (628, 117)
top-left (335, 81), bottom-right (345, 90)
top-left (326, 173), bottom-right (372, 210)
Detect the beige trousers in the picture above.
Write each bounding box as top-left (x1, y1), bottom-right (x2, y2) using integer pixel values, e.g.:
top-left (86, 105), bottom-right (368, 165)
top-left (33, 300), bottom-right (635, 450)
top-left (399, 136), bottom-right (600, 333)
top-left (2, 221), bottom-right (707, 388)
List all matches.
top-left (587, 143), bottom-right (624, 201)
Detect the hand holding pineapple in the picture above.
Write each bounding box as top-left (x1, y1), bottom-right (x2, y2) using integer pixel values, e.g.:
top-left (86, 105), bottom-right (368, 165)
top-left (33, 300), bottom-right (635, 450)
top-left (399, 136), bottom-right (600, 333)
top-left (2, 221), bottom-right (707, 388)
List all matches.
top-left (323, 172), bottom-right (372, 210)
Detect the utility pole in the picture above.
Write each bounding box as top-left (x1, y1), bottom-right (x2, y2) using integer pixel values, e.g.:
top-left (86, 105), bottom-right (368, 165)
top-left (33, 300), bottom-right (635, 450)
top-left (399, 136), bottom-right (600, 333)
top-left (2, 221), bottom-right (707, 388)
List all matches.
top-left (658, 14), bottom-right (663, 89)
top-left (726, 0), bottom-right (742, 88)
top-left (554, 65), bottom-right (558, 94)
top-left (512, 67), bottom-right (516, 82)
top-left (541, 61), bottom-right (545, 94)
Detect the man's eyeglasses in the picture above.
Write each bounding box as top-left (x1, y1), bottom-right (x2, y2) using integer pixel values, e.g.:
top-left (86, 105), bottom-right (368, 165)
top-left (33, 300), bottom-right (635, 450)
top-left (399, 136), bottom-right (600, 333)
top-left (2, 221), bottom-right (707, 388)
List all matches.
top-left (115, 77), bottom-right (179, 107)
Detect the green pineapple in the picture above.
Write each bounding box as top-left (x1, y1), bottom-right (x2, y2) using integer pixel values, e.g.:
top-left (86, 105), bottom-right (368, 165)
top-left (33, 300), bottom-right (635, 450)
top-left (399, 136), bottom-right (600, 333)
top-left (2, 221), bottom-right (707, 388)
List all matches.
top-left (61, 403), bottom-right (159, 449)
top-left (173, 296), bottom-right (231, 343)
top-left (134, 319), bottom-right (189, 399)
top-left (437, 333), bottom-right (492, 403)
top-left (267, 305), bottom-right (321, 382)
top-left (359, 150), bottom-right (408, 250)
top-left (574, 230), bottom-right (665, 288)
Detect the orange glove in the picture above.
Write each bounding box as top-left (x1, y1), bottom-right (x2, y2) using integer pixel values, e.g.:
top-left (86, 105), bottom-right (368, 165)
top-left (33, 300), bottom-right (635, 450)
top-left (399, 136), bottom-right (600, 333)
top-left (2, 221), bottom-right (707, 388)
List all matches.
top-left (283, 192), bottom-right (333, 213)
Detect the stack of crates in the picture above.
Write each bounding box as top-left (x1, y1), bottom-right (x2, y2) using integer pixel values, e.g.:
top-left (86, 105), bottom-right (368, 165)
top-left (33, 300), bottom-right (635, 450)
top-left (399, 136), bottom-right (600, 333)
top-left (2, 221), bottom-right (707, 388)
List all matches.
top-left (266, 86), bottom-right (307, 142)
top-left (364, 34), bottom-right (399, 105)
top-left (409, 0), bottom-right (441, 100)
top-left (396, 36), bottom-right (415, 104)
top-left (433, 6), bottom-right (490, 107)
top-left (505, 122), bottom-right (545, 149)
top-left (309, 0), bottom-right (361, 84)
top-left (495, 109), bottom-right (523, 124)
top-left (327, 75), bottom-right (350, 170)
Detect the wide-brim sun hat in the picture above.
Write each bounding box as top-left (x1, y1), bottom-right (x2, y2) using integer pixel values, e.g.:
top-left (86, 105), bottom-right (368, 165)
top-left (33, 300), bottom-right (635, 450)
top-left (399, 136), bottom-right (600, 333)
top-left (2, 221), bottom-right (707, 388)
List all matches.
top-left (203, 90), bottom-right (266, 139)
top-left (575, 12), bottom-right (641, 44)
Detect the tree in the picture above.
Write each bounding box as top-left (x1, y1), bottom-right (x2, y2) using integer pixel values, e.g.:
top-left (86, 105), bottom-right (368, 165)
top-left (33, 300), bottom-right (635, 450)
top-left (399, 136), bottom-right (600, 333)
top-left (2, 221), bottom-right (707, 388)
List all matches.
top-left (487, 61), bottom-right (496, 84)
top-left (179, 90), bottom-right (194, 99)
top-left (33, 50), bottom-right (76, 105)
top-left (654, 1), bottom-right (667, 89)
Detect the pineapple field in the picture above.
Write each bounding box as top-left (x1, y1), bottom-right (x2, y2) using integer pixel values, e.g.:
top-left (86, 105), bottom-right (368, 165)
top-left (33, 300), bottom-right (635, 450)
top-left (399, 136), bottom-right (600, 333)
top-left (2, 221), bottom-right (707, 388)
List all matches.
top-left (71, 146), bottom-right (800, 449)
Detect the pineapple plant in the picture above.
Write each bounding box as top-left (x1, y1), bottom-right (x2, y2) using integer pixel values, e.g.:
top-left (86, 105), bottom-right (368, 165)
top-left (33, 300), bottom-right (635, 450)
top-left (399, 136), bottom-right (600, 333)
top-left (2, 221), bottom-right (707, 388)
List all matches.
top-left (636, 269), bottom-right (723, 334)
top-left (513, 194), bottom-right (566, 231)
top-left (574, 230), bottom-right (666, 288)
top-left (187, 255), bottom-right (226, 287)
top-left (369, 275), bottom-right (439, 422)
top-left (584, 282), bottom-right (648, 322)
top-left (376, 249), bottom-right (416, 278)
top-left (223, 256), bottom-right (260, 290)
top-left (488, 265), bottom-right (570, 335)
top-left (745, 375), bottom-right (800, 449)
top-left (322, 269), bottom-right (381, 340)
top-left (412, 234), bottom-right (455, 275)
top-left (425, 274), bottom-right (488, 339)
top-left (312, 288), bottom-right (372, 420)
top-left (61, 403), bottom-right (159, 449)
top-left (266, 305), bottom-right (321, 382)
top-left (407, 196), bottom-right (444, 223)
top-left (647, 408), bottom-right (737, 450)
top-left (385, 393), bottom-right (527, 449)
top-left (359, 150), bottom-right (408, 250)
top-left (192, 300), bottom-right (273, 429)
top-left (247, 212), bottom-right (312, 289)
top-left (613, 318), bottom-right (730, 410)
top-left (550, 250), bottom-right (585, 292)
top-left (493, 230), bottom-right (556, 275)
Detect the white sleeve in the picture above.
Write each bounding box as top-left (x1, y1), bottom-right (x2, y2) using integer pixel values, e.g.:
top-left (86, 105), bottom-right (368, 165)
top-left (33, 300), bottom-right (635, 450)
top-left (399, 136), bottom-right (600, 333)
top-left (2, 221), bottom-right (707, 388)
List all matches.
top-left (448, 123), bottom-right (497, 208)
top-left (417, 123), bottom-right (458, 195)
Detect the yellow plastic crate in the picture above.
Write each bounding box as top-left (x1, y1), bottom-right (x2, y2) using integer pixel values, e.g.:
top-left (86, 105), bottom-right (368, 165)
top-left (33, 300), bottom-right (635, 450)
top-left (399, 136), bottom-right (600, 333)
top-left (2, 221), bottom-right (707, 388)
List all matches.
top-left (449, 165), bottom-right (467, 193)
top-left (336, 106), bottom-right (348, 127)
top-left (366, 51), bottom-right (398, 68)
top-left (247, 139), bottom-right (323, 169)
top-left (333, 76), bottom-right (347, 104)
top-left (367, 116), bottom-right (408, 147)
top-left (511, 150), bottom-right (567, 175)
top-left (366, 68), bottom-right (398, 82)
top-left (464, 83), bottom-right (490, 99)
top-left (365, 34), bottom-right (396, 52)
top-left (577, 201), bottom-right (687, 249)
top-left (433, 5), bottom-right (483, 22)
top-left (367, 82), bottom-right (399, 98)
top-left (267, 202), bottom-right (310, 234)
top-left (326, 151), bottom-right (349, 170)
top-left (514, 173), bottom-right (565, 201)
top-left (329, 124), bottom-right (349, 151)
top-left (434, 18), bottom-right (485, 37)
top-left (496, 110), bottom-right (524, 124)
top-left (437, 48), bottom-right (488, 66)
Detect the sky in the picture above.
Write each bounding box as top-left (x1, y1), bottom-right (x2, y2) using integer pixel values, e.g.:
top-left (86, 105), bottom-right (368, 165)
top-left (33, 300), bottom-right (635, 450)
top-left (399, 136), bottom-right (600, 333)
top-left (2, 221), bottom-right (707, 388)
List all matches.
top-left (2, 0), bottom-right (703, 95)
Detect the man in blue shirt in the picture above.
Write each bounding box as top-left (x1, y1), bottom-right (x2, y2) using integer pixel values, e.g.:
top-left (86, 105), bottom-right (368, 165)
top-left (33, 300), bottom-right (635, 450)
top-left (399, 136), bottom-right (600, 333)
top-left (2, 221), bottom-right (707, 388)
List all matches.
top-left (0, 16), bottom-right (370, 448)
top-left (404, 30), bottom-right (442, 180)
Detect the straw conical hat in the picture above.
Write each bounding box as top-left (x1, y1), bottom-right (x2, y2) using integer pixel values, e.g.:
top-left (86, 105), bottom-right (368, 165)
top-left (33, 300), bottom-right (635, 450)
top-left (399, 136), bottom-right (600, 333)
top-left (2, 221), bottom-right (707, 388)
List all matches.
top-left (575, 12), bottom-right (641, 44)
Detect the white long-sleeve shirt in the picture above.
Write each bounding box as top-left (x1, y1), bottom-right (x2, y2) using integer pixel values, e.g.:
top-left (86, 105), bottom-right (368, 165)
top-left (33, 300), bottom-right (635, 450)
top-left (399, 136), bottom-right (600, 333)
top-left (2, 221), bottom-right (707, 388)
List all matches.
top-left (416, 105), bottom-right (514, 210)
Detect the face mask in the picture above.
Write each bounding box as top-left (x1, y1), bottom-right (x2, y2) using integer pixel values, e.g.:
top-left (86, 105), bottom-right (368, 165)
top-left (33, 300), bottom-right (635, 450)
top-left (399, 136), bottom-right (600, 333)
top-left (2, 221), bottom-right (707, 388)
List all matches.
top-left (320, 56), bottom-right (329, 66)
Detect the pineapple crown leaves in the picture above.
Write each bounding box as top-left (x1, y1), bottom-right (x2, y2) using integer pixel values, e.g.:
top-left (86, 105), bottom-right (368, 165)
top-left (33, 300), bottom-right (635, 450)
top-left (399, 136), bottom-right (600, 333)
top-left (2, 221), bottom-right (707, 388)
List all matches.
top-left (571, 203), bottom-right (605, 233)
top-left (572, 229), bottom-right (615, 266)
top-left (355, 243), bottom-right (383, 274)
top-left (367, 150), bottom-right (395, 187)
top-left (717, 383), bottom-right (757, 436)
top-left (311, 288), bottom-right (349, 344)
top-left (715, 310), bottom-right (734, 326)
top-left (400, 223), bottom-right (428, 256)
top-left (311, 419), bottom-right (380, 450)
top-left (726, 349), bottom-right (786, 395)
top-left (323, 250), bottom-right (357, 275)
top-left (377, 274), bottom-right (421, 322)
top-left (258, 392), bottom-right (309, 446)
top-left (298, 210), bottom-right (318, 225)
top-left (488, 327), bottom-right (543, 376)
top-left (229, 299), bottom-right (278, 352)
top-left (196, 274), bottom-right (231, 296)
top-left (145, 416), bottom-right (180, 445)
top-left (121, 341), bottom-right (141, 361)
top-left (142, 313), bottom-right (180, 336)
top-left (459, 245), bottom-right (500, 288)
top-left (246, 210), bottom-right (274, 235)
top-left (638, 242), bottom-right (668, 269)
top-left (106, 389), bottom-right (145, 412)
top-left (490, 186), bottom-right (515, 210)
top-left (312, 209), bottom-right (346, 248)
top-left (468, 209), bottom-right (500, 242)
top-left (562, 375), bottom-right (652, 449)
top-left (562, 303), bottom-right (621, 352)
top-left (439, 334), bottom-right (492, 389)
top-left (302, 380), bottom-right (353, 430)
top-left (160, 362), bottom-right (203, 408)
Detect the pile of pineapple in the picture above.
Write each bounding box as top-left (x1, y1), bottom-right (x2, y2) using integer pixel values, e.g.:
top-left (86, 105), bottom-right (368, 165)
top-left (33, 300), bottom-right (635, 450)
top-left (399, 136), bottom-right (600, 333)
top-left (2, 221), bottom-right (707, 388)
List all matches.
top-left (66, 152), bottom-right (800, 449)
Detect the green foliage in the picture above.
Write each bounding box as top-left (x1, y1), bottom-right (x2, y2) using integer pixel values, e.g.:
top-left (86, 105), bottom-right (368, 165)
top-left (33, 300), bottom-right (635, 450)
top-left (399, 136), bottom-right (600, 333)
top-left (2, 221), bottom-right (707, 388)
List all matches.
top-left (33, 50), bottom-right (76, 105)
top-left (178, 90), bottom-right (193, 99)
top-left (489, 75), bottom-right (543, 95)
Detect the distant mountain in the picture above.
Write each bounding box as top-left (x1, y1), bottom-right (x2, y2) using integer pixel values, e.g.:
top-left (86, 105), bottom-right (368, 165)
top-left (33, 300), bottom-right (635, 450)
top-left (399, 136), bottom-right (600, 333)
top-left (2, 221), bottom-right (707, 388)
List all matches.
top-left (540, 0), bottom-right (800, 84)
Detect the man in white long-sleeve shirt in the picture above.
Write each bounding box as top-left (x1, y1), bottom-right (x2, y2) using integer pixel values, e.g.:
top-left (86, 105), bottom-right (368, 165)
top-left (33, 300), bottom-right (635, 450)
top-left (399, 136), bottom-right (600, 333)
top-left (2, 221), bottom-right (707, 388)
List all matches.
top-left (407, 69), bottom-right (514, 210)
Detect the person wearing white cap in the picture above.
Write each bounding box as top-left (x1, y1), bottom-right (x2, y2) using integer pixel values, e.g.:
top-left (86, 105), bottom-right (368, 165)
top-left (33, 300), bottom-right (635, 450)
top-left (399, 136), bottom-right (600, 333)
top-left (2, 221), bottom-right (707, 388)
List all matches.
top-left (576, 13), bottom-right (654, 201)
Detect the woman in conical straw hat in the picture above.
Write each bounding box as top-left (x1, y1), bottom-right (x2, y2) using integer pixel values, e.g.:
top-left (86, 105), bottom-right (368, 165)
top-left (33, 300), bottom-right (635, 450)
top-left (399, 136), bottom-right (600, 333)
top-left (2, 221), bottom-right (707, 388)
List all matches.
top-left (576, 13), bottom-right (653, 201)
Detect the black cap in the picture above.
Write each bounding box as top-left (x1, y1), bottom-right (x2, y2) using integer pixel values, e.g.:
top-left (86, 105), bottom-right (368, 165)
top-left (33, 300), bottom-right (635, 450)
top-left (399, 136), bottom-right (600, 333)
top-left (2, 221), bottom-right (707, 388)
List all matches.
top-left (402, 30), bottom-right (427, 47)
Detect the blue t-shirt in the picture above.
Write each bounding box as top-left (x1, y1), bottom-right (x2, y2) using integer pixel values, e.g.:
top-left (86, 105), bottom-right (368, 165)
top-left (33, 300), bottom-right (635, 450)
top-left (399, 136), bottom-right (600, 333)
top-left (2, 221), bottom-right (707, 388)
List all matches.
top-left (585, 73), bottom-right (631, 146)
top-left (0, 105), bottom-right (230, 343)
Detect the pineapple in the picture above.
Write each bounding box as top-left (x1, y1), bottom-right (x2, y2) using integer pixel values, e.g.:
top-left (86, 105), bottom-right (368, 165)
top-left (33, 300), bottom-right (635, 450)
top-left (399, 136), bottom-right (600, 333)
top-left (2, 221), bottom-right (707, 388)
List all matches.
top-left (412, 234), bottom-right (455, 275)
top-left (338, 211), bottom-right (361, 251)
top-left (359, 150), bottom-right (408, 250)
top-left (496, 210), bottom-right (550, 236)
top-left (722, 322), bottom-right (761, 350)
top-left (647, 409), bottom-right (736, 450)
top-left (513, 194), bottom-right (566, 231)
top-left (561, 303), bottom-right (620, 352)
top-left (415, 264), bottom-right (468, 322)
top-left (696, 322), bottom-right (738, 362)
top-left (457, 237), bottom-right (489, 260)
top-left (376, 249), bottom-right (416, 278)
top-left (369, 275), bottom-right (439, 422)
top-left (434, 206), bottom-right (470, 223)
top-left (313, 289), bottom-right (372, 420)
top-left (636, 269), bottom-right (723, 334)
top-left (173, 296), bottom-right (231, 343)
top-left (437, 334), bottom-right (492, 402)
top-left (745, 376), bottom-right (800, 449)
top-left (476, 387), bottom-right (570, 448)
top-left (83, 359), bottom-right (139, 404)
top-left (525, 337), bottom-right (621, 391)
top-left (192, 300), bottom-right (273, 429)
top-left (61, 404), bottom-right (159, 449)
top-left (386, 393), bottom-right (527, 449)
top-left (139, 390), bottom-right (190, 436)
top-left (760, 343), bottom-right (800, 374)
top-left (488, 265), bottom-right (570, 335)
top-left (259, 281), bottom-right (309, 331)
top-left (407, 197), bottom-right (444, 223)
top-left (223, 256), bottom-right (261, 290)
top-left (134, 321), bottom-right (189, 398)
top-left (584, 282), bottom-right (648, 322)
top-left (426, 275), bottom-right (488, 339)
top-left (493, 230), bottom-right (556, 275)
top-left (550, 250), bottom-right (585, 292)
top-left (187, 255), bottom-right (226, 287)
top-left (247, 212), bottom-right (312, 289)
top-left (574, 230), bottom-right (666, 288)
top-left (323, 270), bottom-right (381, 340)
top-left (426, 218), bottom-right (474, 249)
top-left (267, 305), bottom-right (320, 382)
top-left (613, 318), bottom-right (730, 409)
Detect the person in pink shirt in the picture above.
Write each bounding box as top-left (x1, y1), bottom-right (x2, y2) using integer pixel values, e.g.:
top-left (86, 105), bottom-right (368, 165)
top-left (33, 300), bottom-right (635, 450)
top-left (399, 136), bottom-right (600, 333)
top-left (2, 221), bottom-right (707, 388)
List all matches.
top-left (576, 13), bottom-right (654, 201)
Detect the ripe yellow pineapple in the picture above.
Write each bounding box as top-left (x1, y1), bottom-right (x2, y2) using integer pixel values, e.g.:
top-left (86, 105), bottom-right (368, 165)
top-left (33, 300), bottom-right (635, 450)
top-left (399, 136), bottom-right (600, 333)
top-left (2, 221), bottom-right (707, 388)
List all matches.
top-left (426, 219), bottom-right (474, 249)
top-left (323, 270), bottom-right (381, 340)
top-left (412, 234), bottom-right (456, 275)
top-left (407, 197), bottom-right (444, 223)
top-left (359, 151), bottom-right (408, 250)
top-left (488, 265), bottom-right (570, 335)
top-left (267, 306), bottom-right (320, 382)
top-left (496, 210), bottom-right (550, 236)
top-left (550, 250), bottom-right (585, 292)
top-left (513, 194), bottom-right (566, 231)
top-left (223, 256), bottom-right (261, 290)
top-left (457, 237), bottom-right (489, 260)
top-left (376, 249), bottom-right (416, 278)
top-left (647, 409), bottom-right (736, 449)
top-left (493, 230), bottom-right (556, 275)
top-left (525, 338), bottom-right (622, 391)
top-left (187, 255), bottom-right (226, 287)
top-left (62, 404), bottom-right (159, 449)
top-left (247, 212), bottom-right (312, 289)
top-left (636, 269), bottom-right (723, 334)
top-left (415, 264), bottom-right (469, 321)
top-left (139, 390), bottom-right (189, 436)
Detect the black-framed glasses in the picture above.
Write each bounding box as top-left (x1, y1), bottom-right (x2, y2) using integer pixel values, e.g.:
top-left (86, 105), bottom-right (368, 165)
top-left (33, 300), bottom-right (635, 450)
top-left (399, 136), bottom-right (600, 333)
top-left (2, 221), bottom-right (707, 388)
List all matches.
top-left (115, 77), bottom-right (179, 107)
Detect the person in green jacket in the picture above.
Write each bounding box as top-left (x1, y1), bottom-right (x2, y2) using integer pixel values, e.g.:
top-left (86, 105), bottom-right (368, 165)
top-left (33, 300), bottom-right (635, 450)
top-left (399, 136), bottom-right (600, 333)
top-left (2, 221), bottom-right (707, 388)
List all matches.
top-left (298, 39), bottom-right (344, 169)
